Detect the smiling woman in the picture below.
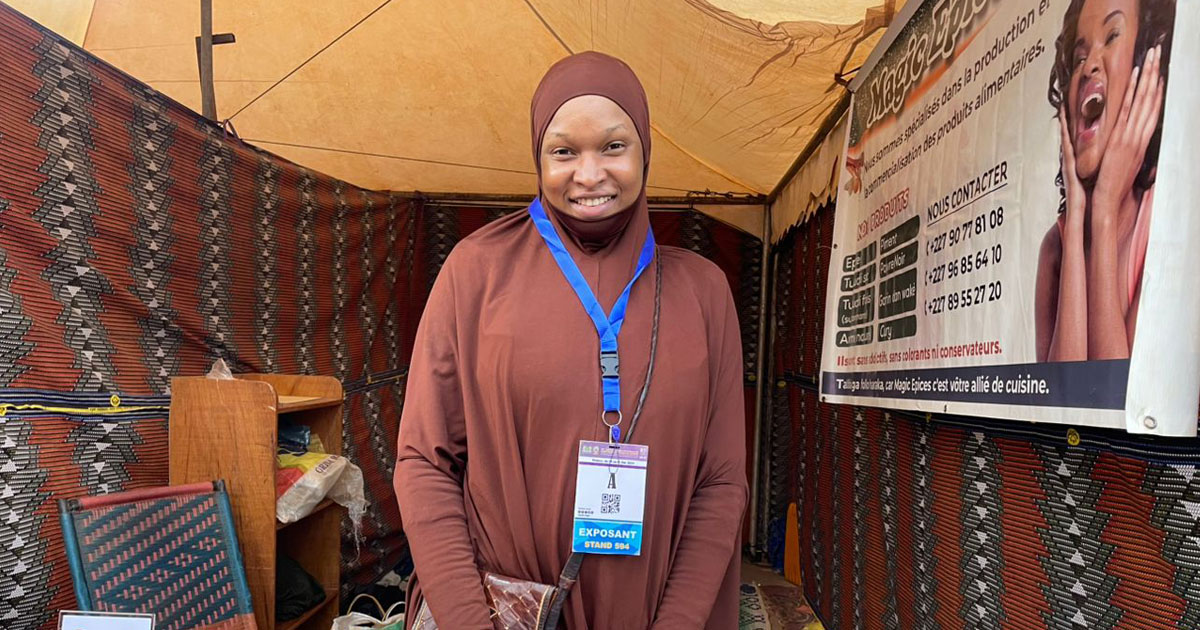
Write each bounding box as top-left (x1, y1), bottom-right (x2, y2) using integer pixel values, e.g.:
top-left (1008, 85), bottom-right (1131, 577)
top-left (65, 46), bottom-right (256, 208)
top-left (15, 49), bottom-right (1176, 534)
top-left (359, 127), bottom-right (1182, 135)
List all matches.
top-left (394, 51), bottom-right (748, 630)
top-left (539, 95), bottom-right (645, 225)
top-left (1034, 0), bottom-right (1174, 362)
top-left (530, 66), bottom-right (655, 254)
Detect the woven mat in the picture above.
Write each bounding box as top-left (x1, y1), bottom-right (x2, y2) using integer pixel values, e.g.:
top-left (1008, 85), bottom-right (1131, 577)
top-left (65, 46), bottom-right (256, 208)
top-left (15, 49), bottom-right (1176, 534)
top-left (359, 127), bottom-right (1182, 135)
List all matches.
top-left (758, 583), bottom-right (823, 630)
top-left (739, 583), bottom-right (771, 630)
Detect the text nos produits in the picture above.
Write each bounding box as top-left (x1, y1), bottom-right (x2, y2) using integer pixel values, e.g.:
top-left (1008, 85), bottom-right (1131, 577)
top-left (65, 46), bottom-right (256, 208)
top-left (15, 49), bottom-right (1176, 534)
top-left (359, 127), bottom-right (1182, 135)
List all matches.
top-left (857, 188), bottom-right (911, 241)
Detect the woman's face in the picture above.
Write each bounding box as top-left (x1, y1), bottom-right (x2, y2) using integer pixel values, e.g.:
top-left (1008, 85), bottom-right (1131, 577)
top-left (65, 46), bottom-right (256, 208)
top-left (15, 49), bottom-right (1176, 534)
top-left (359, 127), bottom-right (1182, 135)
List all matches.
top-left (1067, 0), bottom-right (1140, 179)
top-left (539, 95), bottom-right (644, 221)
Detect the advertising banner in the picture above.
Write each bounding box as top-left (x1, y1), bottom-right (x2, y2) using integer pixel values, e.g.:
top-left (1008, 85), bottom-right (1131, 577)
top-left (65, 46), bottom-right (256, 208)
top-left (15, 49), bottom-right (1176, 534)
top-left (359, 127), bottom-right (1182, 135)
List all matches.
top-left (821, 0), bottom-right (1198, 434)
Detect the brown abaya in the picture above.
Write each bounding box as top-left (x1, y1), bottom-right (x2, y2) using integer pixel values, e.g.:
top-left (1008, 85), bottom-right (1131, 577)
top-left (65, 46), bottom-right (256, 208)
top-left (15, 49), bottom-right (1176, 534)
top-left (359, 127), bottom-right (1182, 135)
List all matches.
top-left (394, 52), bottom-right (748, 629)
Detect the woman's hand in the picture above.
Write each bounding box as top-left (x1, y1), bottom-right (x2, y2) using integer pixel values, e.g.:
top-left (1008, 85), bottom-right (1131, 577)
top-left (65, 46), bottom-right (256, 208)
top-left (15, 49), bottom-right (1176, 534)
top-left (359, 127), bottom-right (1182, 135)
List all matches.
top-left (1045, 105), bottom-right (1090, 362)
top-left (1058, 105), bottom-right (1087, 233)
top-left (1092, 44), bottom-right (1164, 225)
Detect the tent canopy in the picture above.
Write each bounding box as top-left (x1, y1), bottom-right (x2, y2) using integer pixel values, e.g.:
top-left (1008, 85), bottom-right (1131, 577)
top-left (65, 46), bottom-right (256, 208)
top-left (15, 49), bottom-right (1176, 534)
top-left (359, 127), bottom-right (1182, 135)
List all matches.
top-left (10, 0), bottom-right (900, 216)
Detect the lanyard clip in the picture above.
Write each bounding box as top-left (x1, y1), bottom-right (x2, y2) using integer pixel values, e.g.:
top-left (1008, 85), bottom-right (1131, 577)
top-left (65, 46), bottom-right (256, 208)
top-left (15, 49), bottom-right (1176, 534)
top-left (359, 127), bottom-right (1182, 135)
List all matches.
top-left (599, 351), bottom-right (620, 378)
top-left (603, 410), bottom-right (623, 444)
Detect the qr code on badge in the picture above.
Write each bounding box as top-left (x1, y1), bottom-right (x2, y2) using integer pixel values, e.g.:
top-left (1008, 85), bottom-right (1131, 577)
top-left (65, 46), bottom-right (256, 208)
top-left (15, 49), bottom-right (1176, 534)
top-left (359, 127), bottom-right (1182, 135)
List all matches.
top-left (601, 493), bottom-right (621, 514)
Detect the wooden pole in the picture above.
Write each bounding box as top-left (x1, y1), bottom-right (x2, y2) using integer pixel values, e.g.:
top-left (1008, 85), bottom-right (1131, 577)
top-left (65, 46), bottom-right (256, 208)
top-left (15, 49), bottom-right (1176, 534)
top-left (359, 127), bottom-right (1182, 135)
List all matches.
top-left (199, 0), bottom-right (216, 120)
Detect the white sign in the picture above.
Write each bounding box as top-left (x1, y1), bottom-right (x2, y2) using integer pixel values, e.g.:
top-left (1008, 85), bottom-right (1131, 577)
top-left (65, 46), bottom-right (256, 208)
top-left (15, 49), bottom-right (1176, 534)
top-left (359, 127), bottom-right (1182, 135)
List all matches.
top-left (59, 612), bottom-right (154, 630)
top-left (821, 0), bottom-right (1198, 434)
top-left (571, 441), bottom-right (648, 555)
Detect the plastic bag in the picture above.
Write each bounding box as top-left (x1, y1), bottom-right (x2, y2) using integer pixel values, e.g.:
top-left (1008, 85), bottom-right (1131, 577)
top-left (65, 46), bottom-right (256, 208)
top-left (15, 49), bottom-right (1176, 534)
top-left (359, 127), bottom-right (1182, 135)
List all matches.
top-left (276, 552), bottom-right (326, 621)
top-left (206, 358), bottom-right (233, 380)
top-left (278, 422), bottom-right (312, 454)
top-left (276, 452), bottom-right (366, 525)
top-left (332, 594), bottom-right (404, 630)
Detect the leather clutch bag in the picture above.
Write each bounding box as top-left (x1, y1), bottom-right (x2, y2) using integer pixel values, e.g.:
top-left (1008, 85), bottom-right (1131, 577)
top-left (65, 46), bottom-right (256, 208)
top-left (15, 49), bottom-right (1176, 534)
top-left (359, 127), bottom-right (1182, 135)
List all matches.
top-left (411, 571), bottom-right (563, 630)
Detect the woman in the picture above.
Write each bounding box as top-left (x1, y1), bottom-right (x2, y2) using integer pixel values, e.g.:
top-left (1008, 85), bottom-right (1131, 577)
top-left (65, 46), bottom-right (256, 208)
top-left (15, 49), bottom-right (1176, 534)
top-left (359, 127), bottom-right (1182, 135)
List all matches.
top-left (394, 52), bottom-right (747, 628)
top-left (1035, 0), bottom-right (1172, 362)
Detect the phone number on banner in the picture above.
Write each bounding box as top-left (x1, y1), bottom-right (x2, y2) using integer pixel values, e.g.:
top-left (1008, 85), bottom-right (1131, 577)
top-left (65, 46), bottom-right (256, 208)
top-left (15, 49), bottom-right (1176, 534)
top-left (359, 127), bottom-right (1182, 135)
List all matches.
top-left (926, 206), bottom-right (1005, 256)
top-left (925, 281), bottom-right (1002, 315)
top-left (926, 244), bottom-right (1002, 286)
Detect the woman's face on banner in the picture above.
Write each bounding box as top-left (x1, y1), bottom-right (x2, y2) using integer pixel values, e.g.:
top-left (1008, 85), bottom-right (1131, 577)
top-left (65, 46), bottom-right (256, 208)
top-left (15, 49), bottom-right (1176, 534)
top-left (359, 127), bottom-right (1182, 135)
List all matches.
top-left (1068, 0), bottom-right (1140, 180)
top-left (540, 95), bottom-right (644, 221)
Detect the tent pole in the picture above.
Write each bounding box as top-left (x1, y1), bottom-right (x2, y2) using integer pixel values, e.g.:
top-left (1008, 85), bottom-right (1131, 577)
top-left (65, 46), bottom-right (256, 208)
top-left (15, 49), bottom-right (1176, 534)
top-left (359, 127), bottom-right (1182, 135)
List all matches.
top-left (748, 202), bottom-right (771, 553)
top-left (756, 238), bottom-right (782, 558)
top-left (398, 191), bottom-right (765, 205)
top-left (199, 0), bottom-right (216, 120)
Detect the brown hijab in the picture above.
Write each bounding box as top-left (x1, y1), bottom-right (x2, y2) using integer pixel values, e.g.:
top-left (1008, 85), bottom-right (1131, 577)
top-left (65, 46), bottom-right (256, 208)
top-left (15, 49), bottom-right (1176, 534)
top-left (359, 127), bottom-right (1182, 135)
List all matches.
top-left (395, 51), bottom-right (746, 630)
top-left (531, 51), bottom-right (651, 252)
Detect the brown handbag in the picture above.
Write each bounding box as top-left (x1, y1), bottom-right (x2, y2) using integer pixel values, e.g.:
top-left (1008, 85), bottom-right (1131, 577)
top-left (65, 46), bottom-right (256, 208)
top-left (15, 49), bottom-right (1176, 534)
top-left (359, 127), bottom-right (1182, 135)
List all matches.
top-left (410, 554), bottom-right (582, 630)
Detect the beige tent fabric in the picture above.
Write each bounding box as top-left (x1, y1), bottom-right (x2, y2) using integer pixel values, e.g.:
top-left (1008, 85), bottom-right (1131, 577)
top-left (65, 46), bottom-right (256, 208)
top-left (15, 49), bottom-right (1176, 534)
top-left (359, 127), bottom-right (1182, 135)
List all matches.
top-left (520, 0), bottom-right (884, 194)
top-left (6, 0), bottom-right (94, 45)
top-left (699, 205), bottom-right (766, 240)
top-left (771, 113), bottom-right (847, 241)
top-left (8, 0), bottom-right (899, 204)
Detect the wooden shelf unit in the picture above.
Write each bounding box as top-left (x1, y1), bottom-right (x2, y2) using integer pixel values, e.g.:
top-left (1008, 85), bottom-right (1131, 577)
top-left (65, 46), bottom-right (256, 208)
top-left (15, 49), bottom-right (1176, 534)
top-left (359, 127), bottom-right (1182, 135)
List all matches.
top-left (169, 373), bottom-right (344, 630)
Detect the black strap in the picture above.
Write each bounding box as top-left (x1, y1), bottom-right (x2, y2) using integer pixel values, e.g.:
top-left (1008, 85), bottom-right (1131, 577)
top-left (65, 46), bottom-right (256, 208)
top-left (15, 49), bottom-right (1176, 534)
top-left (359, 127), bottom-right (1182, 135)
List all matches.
top-left (559, 551), bottom-right (585, 588)
top-left (544, 247), bottom-right (663, 629)
top-left (625, 246), bottom-right (661, 442)
top-left (540, 552), bottom-right (581, 629)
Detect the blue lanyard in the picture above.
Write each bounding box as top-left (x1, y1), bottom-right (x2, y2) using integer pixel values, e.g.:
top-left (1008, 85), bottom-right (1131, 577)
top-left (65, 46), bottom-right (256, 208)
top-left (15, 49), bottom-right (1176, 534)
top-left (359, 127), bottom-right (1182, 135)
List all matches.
top-left (528, 197), bottom-right (655, 442)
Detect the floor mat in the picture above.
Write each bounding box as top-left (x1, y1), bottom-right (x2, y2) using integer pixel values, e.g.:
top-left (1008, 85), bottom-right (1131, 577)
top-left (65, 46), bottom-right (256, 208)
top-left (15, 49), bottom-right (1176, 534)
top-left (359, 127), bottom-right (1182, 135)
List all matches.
top-left (739, 583), bottom-right (771, 630)
top-left (758, 583), bottom-right (823, 630)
